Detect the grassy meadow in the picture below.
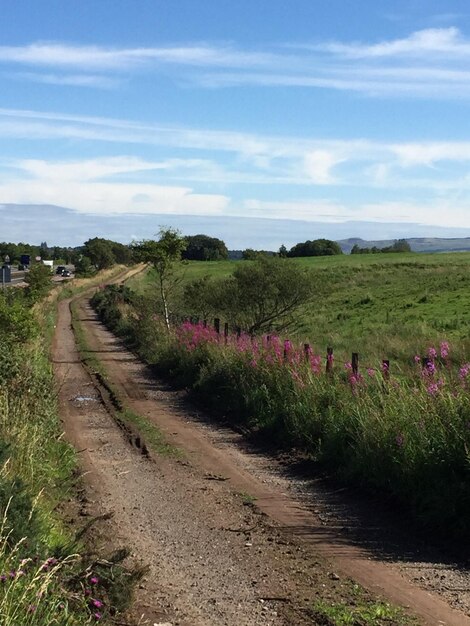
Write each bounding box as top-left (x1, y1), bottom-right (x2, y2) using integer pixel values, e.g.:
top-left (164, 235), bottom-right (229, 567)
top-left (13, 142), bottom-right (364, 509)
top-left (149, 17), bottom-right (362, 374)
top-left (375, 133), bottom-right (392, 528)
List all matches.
top-left (126, 251), bottom-right (470, 368)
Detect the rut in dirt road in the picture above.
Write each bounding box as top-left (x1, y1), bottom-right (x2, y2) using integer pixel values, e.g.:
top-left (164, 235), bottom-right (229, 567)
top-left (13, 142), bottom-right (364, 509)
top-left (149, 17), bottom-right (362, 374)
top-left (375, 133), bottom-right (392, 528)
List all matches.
top-left (55, 295), bottom-right (333, 626)
top-left (56, 288), bottom-right (470, 626)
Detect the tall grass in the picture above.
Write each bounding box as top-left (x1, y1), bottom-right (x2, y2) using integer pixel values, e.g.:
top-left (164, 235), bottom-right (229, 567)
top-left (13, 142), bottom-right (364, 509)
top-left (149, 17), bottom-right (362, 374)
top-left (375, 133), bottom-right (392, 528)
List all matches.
top-left (0, 274), bottom-right (144, 624)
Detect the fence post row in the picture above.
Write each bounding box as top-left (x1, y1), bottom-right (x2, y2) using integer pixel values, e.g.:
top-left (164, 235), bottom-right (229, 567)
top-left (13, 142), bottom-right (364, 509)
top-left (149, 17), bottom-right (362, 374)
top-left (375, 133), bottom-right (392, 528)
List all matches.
top-left (187, 319), bottom-right (392, 383)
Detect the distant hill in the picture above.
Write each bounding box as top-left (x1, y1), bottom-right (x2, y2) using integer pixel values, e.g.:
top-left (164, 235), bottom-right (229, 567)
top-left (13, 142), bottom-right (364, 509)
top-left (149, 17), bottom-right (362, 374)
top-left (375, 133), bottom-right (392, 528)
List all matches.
top-left (338, 237), bottom-right (470, 254)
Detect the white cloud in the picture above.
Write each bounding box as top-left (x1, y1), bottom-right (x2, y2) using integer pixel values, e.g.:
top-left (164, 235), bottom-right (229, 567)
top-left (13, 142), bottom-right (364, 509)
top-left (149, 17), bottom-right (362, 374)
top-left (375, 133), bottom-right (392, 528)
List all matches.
top-left (304, 150), bottom-right (344, 184)
top-left (390, 141), bottom-right (470, 166)
top-left (0, 42), bottom-right (276, 71)
top-left (13, 72), bottom-right (121, 88)
top-left (3, 31), bottom-right (470, 98)
top-left (4, 109), bottom-right (470, 193)
top-left (0, 177), bottom-right (228, 216)
top-left (321, 28), bottom-right (470, 59)
top-left (241, 199), bottom-right (352, 221)
top-left (239, 198), bottom-right (470, 228)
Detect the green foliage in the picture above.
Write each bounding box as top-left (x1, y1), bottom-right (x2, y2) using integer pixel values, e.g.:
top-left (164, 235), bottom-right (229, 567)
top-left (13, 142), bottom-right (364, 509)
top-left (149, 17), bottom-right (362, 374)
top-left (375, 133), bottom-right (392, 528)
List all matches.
top-left (74, 255), bottom-right (96, 277)
top-left (82, 238), bottom-right (115, 270)
top-left (288, 238), bottom-right (343, 257)
top-left (241, 248), bottom-right (273, 260)
top-left (24, 263), bottom-right (53, 302)
top-left (132, 228), bottom-right (187, 329)
top-left (0, 295), bottom-right (38, 345)
top-left (185, 256), bottom-right (315, 334)
top-left (351, 239), bottom-right (412, 254)
top-left (93, 277), bottom-right (470, 539)
top-left (0, 241), bottom-right (75, 264)
top-left (182, 234), bottom-right (228, 261)
top-left (312, 598), bottom-right (406, 625)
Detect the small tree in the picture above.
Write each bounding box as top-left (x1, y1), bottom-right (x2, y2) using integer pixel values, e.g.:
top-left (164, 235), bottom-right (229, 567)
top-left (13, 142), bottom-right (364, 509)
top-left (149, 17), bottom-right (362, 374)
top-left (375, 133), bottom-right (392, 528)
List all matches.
top-left (25, 263), bottom-right (52, 302)
top-left (186, 256), bottom-right (315, 335)
top-left (132, 228), bottom-right (187, 330)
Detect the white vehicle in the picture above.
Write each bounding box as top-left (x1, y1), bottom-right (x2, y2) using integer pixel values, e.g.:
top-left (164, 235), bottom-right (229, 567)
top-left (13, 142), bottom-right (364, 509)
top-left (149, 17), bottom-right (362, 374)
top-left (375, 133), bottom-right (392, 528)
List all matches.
top-left (42, 260), bottom-right (54, 272)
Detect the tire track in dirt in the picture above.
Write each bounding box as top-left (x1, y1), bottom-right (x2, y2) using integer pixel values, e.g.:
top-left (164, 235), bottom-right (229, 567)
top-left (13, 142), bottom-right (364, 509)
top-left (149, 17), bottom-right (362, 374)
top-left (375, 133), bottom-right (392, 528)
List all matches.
top-left (71, 291), bottom-right (470, 626)
top-left (55, 290), bottom-right (341, 625)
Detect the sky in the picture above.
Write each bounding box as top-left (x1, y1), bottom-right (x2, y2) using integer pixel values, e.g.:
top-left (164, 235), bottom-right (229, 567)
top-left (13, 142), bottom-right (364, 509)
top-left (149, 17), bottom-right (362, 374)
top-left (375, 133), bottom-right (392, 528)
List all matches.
top-left (2, 0), bottom-right (470, 246)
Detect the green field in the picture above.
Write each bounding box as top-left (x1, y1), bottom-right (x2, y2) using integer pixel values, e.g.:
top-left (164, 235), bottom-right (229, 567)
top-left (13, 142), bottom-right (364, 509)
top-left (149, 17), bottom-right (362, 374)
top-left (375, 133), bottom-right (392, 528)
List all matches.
top-left (126, 252), bottom-right (470, 367)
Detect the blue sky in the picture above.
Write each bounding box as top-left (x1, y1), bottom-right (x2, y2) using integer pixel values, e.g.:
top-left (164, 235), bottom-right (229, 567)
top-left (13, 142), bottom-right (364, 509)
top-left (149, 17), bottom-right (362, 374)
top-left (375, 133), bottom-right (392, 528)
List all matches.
top-left (2, 0), bottom-right (470, 245)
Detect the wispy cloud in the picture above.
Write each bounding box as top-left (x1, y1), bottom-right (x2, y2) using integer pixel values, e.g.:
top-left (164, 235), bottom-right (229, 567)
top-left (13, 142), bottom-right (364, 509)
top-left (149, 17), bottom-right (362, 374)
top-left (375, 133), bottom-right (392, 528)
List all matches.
top-left (317, 27), bottom-right (470, 58)
top-left (3, 108), bottom-right (470, 189)
top-left (11, 71), bottom-right (121, 88)
top-left (2, 30), bottom-right (470, 98)
top-left (0, 42), bottom-right (277, 70)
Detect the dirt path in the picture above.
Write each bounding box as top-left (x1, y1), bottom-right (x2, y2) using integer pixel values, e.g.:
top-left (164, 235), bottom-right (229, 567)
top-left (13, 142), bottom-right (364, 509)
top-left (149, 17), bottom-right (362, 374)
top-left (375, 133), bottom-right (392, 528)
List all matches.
top-left (54, 289), bottom-right (470, 626)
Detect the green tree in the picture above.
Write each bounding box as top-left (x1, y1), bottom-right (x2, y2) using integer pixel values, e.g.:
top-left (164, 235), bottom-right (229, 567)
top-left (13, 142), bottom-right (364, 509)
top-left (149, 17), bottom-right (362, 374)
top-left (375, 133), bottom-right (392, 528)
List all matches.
top-left (182, 234), bottom-right (228, 261)
top-left (288, 238), bottom-right (343, 257)
top-left (187, 256), bottom-right (315, 334)
top-left (75, 255), bottom-right (96, 277)
top-left (24, 263), bottom-right (52, 302)
top-left (83, 238), bottom-right (115, 270)
top-left (132, 228), bottom-right (187, 330)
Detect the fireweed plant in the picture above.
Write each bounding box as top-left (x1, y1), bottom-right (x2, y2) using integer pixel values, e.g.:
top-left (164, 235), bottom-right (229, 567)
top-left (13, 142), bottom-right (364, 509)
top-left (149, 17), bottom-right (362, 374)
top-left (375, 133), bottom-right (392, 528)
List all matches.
top-left (92, 286), bottom-right (470, 539)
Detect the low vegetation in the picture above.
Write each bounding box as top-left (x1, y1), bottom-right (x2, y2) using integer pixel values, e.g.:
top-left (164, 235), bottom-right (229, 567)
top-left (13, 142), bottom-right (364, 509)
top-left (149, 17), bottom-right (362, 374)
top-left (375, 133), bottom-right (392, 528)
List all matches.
top-left (0, 275), bottom-right (142, 624)
top-left (92, 249), bottom-right (470, 540)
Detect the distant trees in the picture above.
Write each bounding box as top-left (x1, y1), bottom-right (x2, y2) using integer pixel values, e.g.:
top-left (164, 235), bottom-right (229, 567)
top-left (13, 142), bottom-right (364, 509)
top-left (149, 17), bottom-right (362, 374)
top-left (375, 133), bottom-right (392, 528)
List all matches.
top-left (351, 239), bottom-right (412, 254)
top-left (82, 238), bottom-right (132, 270)
top-left (242, 249), bottom-right (273, 260)
top-left (182, 234), bottom-right (228, 261)
top-left (288, 239), bottom-right (343, 257)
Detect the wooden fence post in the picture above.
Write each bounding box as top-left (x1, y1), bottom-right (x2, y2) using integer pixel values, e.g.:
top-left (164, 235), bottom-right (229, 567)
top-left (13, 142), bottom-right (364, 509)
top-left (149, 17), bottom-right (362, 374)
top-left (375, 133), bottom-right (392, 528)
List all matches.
top-left (304, 343), bottom-right (310, 361)
top-left (382, 359), bottom-right (390, 380)
top-left (283, 340), bottom-right (290, 361)
top-left (214, 318), bottom-right (220, 335)
top-left (236, 326), bottom-right (241, 339)
top-left (203, 319), bottom-right (207, 328)
top-left (352, 352), bottom-right (359, 376)
top-left (224, 322), bottom-right (229, 344)
top-left (326, 347), bottom-right (334, 374)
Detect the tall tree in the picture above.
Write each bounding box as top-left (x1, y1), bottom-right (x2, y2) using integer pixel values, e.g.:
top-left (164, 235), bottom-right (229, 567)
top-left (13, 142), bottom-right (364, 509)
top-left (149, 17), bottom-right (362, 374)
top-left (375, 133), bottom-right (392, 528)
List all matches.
top-left (132, 228), bottom-right (187, 330)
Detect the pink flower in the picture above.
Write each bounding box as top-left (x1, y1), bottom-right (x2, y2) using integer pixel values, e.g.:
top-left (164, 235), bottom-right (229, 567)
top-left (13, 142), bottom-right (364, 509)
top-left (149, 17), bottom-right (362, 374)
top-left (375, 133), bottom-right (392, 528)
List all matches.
top-left (428, 346), bottom-right (437, 359)
top-left (414, 355), bottom-right (421, 363)
top-left (440, 341), bottom-right (450, 359)
top-left (367, 368), bottom-right (375, 377)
